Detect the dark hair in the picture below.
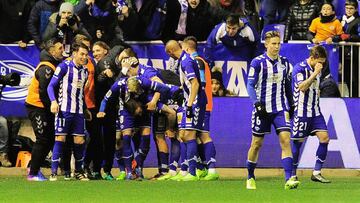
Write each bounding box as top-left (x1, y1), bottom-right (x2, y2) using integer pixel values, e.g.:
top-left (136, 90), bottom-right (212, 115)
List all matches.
top-left (226, 13), bottom-right (240, 26)
top-left (183, 36), bottom-right (198, 49)
top-left (345, 0), bottom-right (358, 8)
top-left (124, 98), bottom-right (143, 116)
top-left (44, 38), bottom-right (62, 52)
top-left (72, 42), bottom-right (89, 52)
top-left (310, 45), bottom-right (327, 59)
top-left (322, 2), bottom-right (335, 11)
top-left (93, 41), bottom-right (110, 51)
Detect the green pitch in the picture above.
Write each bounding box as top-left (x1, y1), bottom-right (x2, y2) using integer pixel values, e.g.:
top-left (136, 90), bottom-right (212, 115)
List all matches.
top-left (0, 176), bottom-right (359, 203)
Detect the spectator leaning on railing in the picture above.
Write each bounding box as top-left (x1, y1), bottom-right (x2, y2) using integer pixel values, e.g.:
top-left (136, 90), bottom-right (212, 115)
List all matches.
top-left (307, 2), bottom-right (343, 44)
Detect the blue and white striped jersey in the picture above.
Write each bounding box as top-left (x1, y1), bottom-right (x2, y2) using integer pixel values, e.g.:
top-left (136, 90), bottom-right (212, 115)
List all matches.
top-left (292, 60), bottom-right (321, 117)
top-left (48, 60), bottom-right (88, 114)
top-left (179, 51), bottom-right (206, 105)
top-left (99, 76), bottom-right (175, 113)
top-left (247, 53), bottom-right (293, 113)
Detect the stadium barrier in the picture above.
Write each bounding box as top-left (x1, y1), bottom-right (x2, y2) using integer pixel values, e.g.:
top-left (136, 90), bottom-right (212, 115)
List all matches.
top-left (338, 41), bottom-right (360, 97)
top-left (1, 43), bottom-right (359, 169)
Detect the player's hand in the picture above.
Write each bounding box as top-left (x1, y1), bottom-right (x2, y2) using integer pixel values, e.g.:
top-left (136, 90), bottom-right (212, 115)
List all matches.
top-left (254, 101), bottom-right (267, 118)
top-left (59, 18), bottom-right (68, 27)
top-left (84, 109), bottom-right (92, 121)
top-left (146, 100), bottom-right (157, 111)
top-left (314, 62), bottom-right (323, 74)
top-left (97, 112), bottom-right (106, 118)
top-left (186, 106), bottom-right (193, 118)
top-left (50, 101), bottom-right (59, 114)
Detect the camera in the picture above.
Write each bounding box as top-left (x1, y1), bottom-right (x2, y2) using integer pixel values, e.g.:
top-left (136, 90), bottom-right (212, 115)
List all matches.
top-left (0, 73), bottom-right (21, 86)
top-left (66, 16), bottom-right (76, 26)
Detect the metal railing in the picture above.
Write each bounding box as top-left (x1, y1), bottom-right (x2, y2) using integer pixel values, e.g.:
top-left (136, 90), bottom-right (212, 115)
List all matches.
top-left (338, 42), bottom-right (360, 97)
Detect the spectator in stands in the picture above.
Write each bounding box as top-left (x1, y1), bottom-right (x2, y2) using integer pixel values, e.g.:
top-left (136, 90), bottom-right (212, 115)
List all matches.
top-left (187, 0), bottom-right (229, 41)
top-left (28, 0), bottom-right (62, 49)
top-left (115, 0), bottom-right (167, 41)
top-left (75, 0), bottom-right (123, 46)
top-left (243, 0), bottom-right (261, 31)
top-left (0, 116), bottom-right (11, 167)
top-left (162, 0), bottom-right (229, 42)
top-left (26, 38), bottom-right (64, 181)
top-left (207, 0), bottom-right (244, 14)
top-left (262, 0), bottom-right (294, 26)
top-left (0, 0), bottom-right (34, 48)
top-left (284, 0), bottom-right (321, 41)
top-left (43, 2), bottom-right (91, 57)
top-left (307, 2), bottom-right (343, 44)
top-left (211, 68), bottom-right (235, 96)
top-left (333, 0), bottom-right (360, 97)
top-left (204, 13), bottom-right (259, 68)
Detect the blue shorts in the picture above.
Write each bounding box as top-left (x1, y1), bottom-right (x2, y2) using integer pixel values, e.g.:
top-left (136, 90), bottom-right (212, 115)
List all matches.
top-left (118, 109), bottom-right (151, 131)
top-left (55, 111), bottom-right (85, 136)
top-left (291, 115), bottom-right (328, 140)
top-left (251, 110), bottom-right (290, 136)
top-left (202, 111), bottom-right (211, 132)
top-left (180, 103), bottom-right (206, 132)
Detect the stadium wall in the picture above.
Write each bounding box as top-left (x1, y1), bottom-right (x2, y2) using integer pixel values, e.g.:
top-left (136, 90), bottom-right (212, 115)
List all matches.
top-left (0, 43), bottom-right (359, 169)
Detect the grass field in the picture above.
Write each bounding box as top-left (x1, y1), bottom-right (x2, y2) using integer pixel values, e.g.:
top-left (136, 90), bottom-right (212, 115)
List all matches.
top-left (0, 176), bottom-right (359, 203)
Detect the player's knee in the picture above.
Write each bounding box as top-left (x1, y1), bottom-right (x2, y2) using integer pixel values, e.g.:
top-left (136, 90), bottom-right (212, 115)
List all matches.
top-left (251, 140), bottom-right (263, 150)
top-left (55, 135), bottom-right (66, 142)
top-left (320, 136), bottom-right (330, 144)
top-left (74, 137), bottom-right (85, 144)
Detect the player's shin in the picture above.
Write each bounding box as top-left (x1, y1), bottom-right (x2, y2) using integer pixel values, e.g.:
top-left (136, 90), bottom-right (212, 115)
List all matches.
top-left (292, 140), bottom-right (303, 176)
top-left (51, 141), bottom-right (64, 175)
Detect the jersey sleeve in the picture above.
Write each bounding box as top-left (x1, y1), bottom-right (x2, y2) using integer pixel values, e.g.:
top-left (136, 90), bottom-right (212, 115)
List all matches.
top-left (99, 80), bottom-right (121, 112)
top-left (292, 65), bottom-right (306, 86)
top-left (246, 59), bottom-right (261, 103)
top-left (47, 62), bottom-right (68, 102)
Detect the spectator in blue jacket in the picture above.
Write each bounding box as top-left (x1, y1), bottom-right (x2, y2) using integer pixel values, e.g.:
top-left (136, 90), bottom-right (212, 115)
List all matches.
top-left (27, 0), bottom-right (62, 48)
top-left (204, 13), bottom-right (259, 68)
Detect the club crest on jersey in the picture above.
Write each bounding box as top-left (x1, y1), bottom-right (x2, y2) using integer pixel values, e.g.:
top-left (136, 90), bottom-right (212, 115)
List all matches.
top-left (248, 67), bottom-right (255, 77)
top-left (297, 73), bottom-right (304, 82)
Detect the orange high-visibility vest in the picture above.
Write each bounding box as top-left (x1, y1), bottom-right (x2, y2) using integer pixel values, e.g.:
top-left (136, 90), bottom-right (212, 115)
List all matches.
top-left (26, 61), bottom-right (56, 108)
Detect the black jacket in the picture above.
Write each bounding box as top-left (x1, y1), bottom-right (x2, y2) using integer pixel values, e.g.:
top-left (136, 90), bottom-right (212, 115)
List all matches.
top-left (0, 0), bottom-right (33, 43)
top-left (35, 49), bottom-right (62, 109)
top-left (75, 0), bottom-right (122, 45)
top-left (186, 0), bottom-right (229, 41)
top-left (284, 0), bottom-right (320, 41)
top-left (162, 0), bottom-right (228, 42)
top-left (95, 44), bottom-right (128, 108)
